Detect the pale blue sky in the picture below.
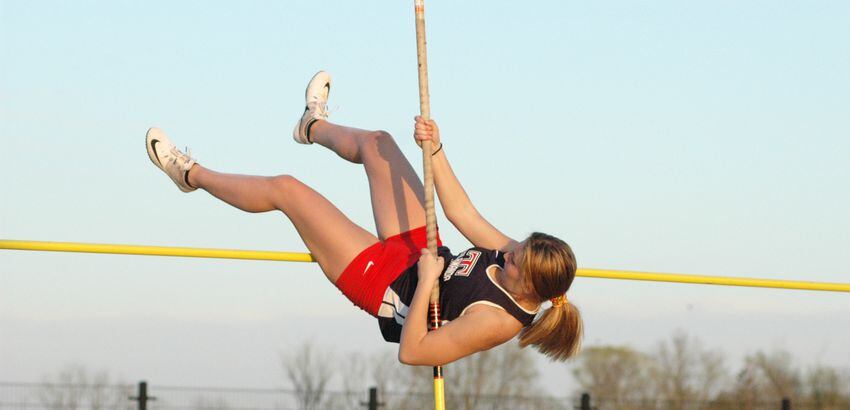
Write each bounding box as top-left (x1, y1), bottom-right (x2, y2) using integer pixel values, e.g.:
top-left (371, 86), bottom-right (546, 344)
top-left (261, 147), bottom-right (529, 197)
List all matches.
top-left (2, 0), bottom-right (849, 395)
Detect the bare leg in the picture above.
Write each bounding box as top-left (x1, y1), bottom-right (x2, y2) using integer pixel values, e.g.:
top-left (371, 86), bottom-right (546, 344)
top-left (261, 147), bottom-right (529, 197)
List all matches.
top-left (309, 120), bottom-right (427, 240)
top-left (187, 165), bottom-right (378, 283)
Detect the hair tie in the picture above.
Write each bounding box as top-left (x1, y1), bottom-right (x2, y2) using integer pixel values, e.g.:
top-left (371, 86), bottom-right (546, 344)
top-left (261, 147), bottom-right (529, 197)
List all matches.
top-left (550, 294), bottom-right (567, 308)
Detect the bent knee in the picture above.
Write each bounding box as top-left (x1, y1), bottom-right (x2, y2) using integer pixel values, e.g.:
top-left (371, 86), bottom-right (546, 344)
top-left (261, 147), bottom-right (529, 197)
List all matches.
top-left (265, 174), bottom-right (307, 211)
top-left (361, 130), bottom-right (400, 160)
top-left (268, 174), bottom-right (300, 190)
top-left (268, 174), bottom-right (301, 188)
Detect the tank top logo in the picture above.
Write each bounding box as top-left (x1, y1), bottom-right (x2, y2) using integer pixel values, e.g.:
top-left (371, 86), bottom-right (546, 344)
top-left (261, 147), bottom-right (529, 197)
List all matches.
top-left (443, 250), bottom-right (482, 281)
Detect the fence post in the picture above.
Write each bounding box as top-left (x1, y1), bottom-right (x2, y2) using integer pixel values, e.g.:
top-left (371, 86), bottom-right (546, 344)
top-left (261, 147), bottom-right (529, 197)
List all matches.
top-left (360, 386), bottom-right (382, 410)
top-left (579, 392), bottom-right (591, 410)
top-left (781, 397), bottom-right (791, 410)
top-left (129, 381), bottom-right (156, 410)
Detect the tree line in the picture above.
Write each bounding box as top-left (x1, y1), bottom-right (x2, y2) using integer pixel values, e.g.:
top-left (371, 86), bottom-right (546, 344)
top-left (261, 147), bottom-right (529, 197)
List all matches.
top-left (571, 332), bottom-right (848, 410)
top-left (280, 331), bottom-right (849, 409)
top-left (19, 331), bottom-right (850, 409)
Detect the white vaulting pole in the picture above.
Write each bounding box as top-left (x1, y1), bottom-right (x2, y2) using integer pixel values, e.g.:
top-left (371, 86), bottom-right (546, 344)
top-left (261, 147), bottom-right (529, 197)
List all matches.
top-left (412, 1), bottom-right (445, 409)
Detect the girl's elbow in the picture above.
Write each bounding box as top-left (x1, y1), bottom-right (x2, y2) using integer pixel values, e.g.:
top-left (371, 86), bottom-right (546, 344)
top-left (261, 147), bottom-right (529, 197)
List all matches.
top-left (397, 350), bottom-right (411, 365)
top-left (398, 347), bottom-right (432, 366)
top-left (398, 350), bottom-right (445, 367)
top-left (398, 346), bottom-right (416, 365)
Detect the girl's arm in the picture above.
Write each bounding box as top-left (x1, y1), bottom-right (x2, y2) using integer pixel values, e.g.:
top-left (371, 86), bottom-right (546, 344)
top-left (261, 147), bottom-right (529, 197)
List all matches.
top-left (398, 249), bottom-right (520, 366)
top-left (414, 117), bottom-right (518, 251)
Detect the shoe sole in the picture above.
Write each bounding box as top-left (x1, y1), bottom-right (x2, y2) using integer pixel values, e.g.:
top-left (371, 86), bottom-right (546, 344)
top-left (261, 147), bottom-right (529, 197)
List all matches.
top-left (146, 127), bottom-right (166, 170)
top-left (305, 71), bottom-right (331, 101)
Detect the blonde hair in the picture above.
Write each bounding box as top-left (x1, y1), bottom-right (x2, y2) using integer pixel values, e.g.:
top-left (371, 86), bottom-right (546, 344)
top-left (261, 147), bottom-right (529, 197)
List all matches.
top-left (517, 232), bottom-right (583, 361)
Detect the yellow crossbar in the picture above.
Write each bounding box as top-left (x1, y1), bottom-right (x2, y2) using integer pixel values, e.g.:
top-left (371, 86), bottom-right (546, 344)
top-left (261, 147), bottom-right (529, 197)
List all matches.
top-left (0, 239), bottom-right (315, 263)
top-left (2, 239), bottom-right (849, 293)
top-left (578, 268), bottom-right (850, 293)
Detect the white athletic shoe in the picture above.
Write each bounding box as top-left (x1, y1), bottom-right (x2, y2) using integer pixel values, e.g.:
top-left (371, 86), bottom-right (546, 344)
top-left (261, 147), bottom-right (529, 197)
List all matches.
top-left (292, 71), bottom-right (332, 144)
top-left (145, 127), bottom-right (197, 192)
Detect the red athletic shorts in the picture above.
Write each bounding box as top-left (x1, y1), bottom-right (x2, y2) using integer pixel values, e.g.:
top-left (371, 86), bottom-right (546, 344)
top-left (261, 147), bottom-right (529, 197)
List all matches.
top-left (336, 226), bottom-right (441, 317)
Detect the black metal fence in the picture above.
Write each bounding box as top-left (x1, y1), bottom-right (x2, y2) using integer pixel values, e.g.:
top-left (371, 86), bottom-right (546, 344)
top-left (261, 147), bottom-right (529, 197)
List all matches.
top-left (0, 381), bottom-right (826, 410)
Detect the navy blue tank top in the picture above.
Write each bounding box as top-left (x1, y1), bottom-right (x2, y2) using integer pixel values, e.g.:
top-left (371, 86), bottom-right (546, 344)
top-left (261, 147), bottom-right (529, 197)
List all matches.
top-left (377, 247), bottom-right (539, 343)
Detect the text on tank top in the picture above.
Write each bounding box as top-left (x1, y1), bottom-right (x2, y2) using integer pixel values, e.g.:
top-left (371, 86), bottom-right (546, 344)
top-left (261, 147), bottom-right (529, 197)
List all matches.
top-left (377, 247), bottom-right (539, 343)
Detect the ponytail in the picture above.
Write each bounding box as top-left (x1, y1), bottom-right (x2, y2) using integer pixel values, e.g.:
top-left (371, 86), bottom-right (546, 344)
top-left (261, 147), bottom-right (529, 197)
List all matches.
top-left (516, 232), bottom-right (583, 361)
top-left (519, 300), bottom-right (583, 361)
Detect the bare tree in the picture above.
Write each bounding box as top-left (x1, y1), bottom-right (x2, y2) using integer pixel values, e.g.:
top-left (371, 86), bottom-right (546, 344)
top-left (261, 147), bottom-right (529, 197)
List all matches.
top-left (359, 343), bottom-right (552, 410)
top-left (696, 347), bottom-right (725, 404)
top-left (572, 345), bottom-right (655, 410)
top-left (728, 358), bottom-right (761, 410)
top-left (451, 348), bottom-right (495, 409)
top-left (652, 332), bottom-right (725, 409)
top-left (318, 346), bottom-right (432, 410)
top-left (751, 350), bottom-right (801, 401)
top-left (370, 349), bottom-right (404, 402)
top-left (37, 364), bottom-right (133, 410)
top-left (280, 343), bottom-right (334, 410)
top-left (325, 350), bottom-right (372, 409)
top-left (804, 364), bottom-right (849, 410)
top-left (371, 350), bottom-right (432, 410)
top-left (725, 349), bottom-right (802, 409)
top-left (654, 333), bottom-right (694, 409)
top-left (448, 343), bottom-right (549, 410)
top-left (570, 336), bottom-right (850, 410)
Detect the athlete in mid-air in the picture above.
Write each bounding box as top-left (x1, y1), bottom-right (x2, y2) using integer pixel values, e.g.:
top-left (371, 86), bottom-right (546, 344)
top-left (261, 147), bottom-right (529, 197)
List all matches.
top-left (146, 71), bottom-right (582, 365)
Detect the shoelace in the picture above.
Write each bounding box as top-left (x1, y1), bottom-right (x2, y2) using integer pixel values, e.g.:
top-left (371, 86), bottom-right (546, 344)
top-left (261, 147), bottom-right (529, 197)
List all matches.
top-left (167, 145), bottom-right (194, 170)
top-left (327, 104), bottom-right (339, 117)
top-left (308, 100), bottom-right (332, 119)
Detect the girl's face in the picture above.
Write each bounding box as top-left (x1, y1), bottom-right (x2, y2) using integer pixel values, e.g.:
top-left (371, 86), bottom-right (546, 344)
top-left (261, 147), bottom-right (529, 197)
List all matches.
top-left (505, 240), bottom-right (541, 300)
top-left (504, 241), bottom-right (526, 282)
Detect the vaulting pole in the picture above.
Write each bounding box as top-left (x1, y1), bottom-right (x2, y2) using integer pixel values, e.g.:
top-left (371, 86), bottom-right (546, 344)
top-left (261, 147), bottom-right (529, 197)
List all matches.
top-left (412, 1), bottom-right (445, 409)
